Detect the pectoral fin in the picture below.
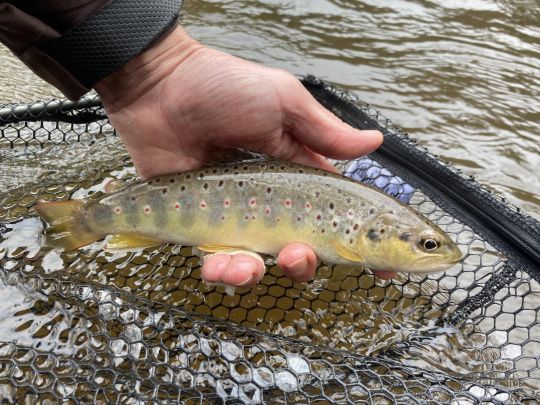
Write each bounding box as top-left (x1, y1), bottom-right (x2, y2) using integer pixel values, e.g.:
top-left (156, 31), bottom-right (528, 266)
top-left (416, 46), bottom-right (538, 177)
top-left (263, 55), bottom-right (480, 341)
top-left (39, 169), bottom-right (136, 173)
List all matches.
top-left (106, 234), bottom-right (163, 252)
top-left (331, 240), bottom-right (365, 263)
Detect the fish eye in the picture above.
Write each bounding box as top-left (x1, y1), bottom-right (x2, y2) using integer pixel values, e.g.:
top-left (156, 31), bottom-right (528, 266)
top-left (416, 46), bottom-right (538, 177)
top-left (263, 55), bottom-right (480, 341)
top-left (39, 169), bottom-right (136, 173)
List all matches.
top-left (421, 238), bottom-right (440, 251)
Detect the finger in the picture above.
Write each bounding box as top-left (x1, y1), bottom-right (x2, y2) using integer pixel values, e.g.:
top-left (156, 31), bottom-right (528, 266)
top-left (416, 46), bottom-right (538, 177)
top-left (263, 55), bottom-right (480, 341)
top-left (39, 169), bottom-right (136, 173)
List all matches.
top-left (271, 142), bottom-right (340, 173)
top-left (372, 270), bottom-right (396, 280)
top-left (277, 243), bottom-right (318, 282)
top-left (281, 79), bottom-right (383, 159)
top-left (201, 252), bottom-right (266, 287)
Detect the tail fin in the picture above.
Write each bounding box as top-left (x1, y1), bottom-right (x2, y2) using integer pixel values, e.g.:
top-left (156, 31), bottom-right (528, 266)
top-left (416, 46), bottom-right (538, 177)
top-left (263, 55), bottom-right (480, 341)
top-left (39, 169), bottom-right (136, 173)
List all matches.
top-left (35, 200), bottom-right (101, 251)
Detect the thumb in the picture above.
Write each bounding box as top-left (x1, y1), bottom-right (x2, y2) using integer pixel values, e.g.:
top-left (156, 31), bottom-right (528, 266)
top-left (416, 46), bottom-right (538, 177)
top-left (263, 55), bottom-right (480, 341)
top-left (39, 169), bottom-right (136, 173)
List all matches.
top-left (282, 80), bottom-right (383, 159)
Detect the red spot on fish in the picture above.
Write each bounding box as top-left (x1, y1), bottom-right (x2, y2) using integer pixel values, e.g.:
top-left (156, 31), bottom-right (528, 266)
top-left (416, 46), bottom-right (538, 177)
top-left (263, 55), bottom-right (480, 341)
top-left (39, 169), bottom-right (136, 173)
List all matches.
top-left (285, 199), bottom-right (292, 207)
top-left (347, 209), bottom-right (354, 217)
top-left (200, 200), bottom-right (207, 209)
top-left (224, 199), bottom-right (230, 207)
top-left (305, 202), bottom-right (311, 210)
top-left (174, 202), bottom-right (181, 209)
top-left (144, 205), bottom-right (151, 214)
top-left (249, 198), bottom-right (257, 206)
top-left (114, 206), bottom-right (122, 214)
top-left (265, 207), bottom-right (271, 215)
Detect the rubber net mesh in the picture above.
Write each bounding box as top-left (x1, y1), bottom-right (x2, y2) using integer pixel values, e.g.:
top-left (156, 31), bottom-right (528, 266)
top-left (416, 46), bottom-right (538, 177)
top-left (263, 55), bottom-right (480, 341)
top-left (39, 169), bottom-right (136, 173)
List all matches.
top-left (0, 78), bottom-right (538, 403)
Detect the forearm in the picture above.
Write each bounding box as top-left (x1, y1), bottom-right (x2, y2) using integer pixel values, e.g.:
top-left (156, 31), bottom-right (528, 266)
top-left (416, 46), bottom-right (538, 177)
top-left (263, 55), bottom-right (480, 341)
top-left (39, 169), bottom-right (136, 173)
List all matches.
top-left (0, 1), bottom-right (182, 100)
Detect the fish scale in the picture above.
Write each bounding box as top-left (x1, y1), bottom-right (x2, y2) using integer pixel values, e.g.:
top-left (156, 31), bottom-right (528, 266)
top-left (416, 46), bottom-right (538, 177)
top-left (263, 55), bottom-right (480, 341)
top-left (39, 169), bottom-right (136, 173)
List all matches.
top-left (36, 159), bottom-right (463, 273)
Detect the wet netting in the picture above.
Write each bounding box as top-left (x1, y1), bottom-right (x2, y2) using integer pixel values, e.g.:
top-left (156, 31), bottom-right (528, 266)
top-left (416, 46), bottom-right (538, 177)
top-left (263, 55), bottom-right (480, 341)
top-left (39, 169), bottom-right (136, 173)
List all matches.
top-left (0, 76), bottom-right (539, 403)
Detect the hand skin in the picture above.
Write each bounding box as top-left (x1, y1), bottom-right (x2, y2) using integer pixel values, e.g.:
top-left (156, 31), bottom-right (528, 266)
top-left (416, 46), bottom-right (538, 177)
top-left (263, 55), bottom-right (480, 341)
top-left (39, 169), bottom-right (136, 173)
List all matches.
top-left (95, 26), bottom-right (395, 287)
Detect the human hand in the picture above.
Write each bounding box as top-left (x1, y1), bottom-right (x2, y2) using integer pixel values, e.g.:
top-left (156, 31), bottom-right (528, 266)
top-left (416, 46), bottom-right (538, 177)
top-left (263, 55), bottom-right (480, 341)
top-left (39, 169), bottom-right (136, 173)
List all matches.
top-left (95, 27), bottom-right (393, 287)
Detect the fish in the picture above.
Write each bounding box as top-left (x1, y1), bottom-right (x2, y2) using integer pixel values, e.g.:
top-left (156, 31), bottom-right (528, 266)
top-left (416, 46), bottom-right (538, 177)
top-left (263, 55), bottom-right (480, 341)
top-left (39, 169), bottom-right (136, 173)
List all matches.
top-left (35, 159), bottom-right (463, 273)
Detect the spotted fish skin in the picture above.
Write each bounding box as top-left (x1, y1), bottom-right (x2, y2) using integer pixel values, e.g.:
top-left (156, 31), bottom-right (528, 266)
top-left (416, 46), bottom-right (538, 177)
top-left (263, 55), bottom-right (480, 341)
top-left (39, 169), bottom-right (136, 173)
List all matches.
top-left (37, 159), bottom-right (462, 272)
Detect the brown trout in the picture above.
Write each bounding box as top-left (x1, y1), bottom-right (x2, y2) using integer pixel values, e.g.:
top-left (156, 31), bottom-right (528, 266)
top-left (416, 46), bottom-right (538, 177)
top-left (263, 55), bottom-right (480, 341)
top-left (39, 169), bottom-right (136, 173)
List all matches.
top-left (36, 159), bottom-right (462, 273)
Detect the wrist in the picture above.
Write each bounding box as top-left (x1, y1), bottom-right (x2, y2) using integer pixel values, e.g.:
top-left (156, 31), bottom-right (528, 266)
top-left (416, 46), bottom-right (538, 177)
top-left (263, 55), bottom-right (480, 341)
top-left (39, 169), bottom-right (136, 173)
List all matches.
top-left (95, 26), bottom-right (202, 112)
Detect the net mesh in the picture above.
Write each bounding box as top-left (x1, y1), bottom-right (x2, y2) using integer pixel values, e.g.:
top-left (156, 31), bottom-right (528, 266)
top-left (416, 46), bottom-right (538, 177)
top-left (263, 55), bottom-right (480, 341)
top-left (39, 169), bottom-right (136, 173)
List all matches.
top-left (0, 78), bottom-right (538, 403)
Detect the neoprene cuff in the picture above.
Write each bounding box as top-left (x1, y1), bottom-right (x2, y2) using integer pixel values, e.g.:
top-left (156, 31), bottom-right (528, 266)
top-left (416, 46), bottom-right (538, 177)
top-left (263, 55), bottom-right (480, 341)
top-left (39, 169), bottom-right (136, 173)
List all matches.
top-left (38, 0), bottom-right (183, 98)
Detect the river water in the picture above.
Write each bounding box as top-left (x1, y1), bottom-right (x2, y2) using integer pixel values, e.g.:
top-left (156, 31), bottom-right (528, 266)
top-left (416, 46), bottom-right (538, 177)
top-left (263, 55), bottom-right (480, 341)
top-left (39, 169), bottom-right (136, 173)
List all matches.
top-left (2, 0), bottom-right (538, 218)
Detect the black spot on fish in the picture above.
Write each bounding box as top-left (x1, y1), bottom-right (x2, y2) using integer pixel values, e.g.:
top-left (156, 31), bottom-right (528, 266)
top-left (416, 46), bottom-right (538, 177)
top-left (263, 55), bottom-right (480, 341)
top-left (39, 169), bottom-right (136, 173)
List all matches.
top-left (238, 181), bottom-right (244, 187)
top-left (186, 174), bottom-right (191, 179)
top-left (315, 191), bottom-right (320, 198)
top-left (169, 178), bottom-right (175, 184)
top-left (389, 210), bottom-right (394, 214)
top-left (329, 203), bottom-right (335, 210)
top-left (321, 229), bottom-right (325, 234)
top-left (353, 224), bottom-right (359, 231)
top-left (369, 208), bottom-right (375, 215)
top-left (367, 229), bottom-right (379, 241)
top-left (316, 214), bottom-right (322, 220)
top-left (400, 232), bottom-right (412, 242)
top-left (332, 221), bottom-right (337, 228)
top-left (345, 229), bottom-right (350, 234)
top-left (203, 183), bottom-right (209, 190)
top-left (299, 169), bottom-right (304, 173)
top-left (218, 180), bottom-right (224, 187)
top-left (349, 239), bottom-right (354, 244)
top-left (212, 169), bottom-right (218, 174)
top-left (267, 187), bottom-right (272, 194)
top-left (198, 173), bottom-right (205, 179)
top-left (162, 189), bottom-right (167, 194)
top-left (234, 165), bottom-right (239, 169)
top-left (243, 166), bottom-right (248, 170)
top-left (155, 178), bottom-right (161, 183)
top-left (280, 166), bottom-right (285, 170)
top-left (224, 169), bottom-right (229, 173)
top-left (346, 198), bottom-right (351, 204)
top-left (131, 197), bottom-right (136, 201)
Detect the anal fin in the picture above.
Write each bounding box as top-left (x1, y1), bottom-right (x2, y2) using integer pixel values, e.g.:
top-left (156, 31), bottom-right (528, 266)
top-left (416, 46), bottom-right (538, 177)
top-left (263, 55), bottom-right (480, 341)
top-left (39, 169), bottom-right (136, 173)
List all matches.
top-left (106, 234), bottom-right (163, 252)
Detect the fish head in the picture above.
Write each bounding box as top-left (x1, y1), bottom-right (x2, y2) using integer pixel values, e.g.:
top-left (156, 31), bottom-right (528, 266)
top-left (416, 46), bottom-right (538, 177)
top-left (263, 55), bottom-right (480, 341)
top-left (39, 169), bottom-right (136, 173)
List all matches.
top-left (356, 211), bottom-right (463, 273)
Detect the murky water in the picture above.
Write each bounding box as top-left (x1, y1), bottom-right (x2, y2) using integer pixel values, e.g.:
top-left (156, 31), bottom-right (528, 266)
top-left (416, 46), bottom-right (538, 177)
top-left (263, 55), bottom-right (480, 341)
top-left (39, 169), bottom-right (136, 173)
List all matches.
top-left (0, 0), bottom-right (538, 217)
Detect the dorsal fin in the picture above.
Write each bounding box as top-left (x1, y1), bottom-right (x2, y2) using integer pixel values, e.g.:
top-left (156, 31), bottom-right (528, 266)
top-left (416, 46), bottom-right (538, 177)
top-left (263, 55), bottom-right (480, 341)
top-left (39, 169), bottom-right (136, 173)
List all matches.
top-left (203, 149), bottom-right (277, 167)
